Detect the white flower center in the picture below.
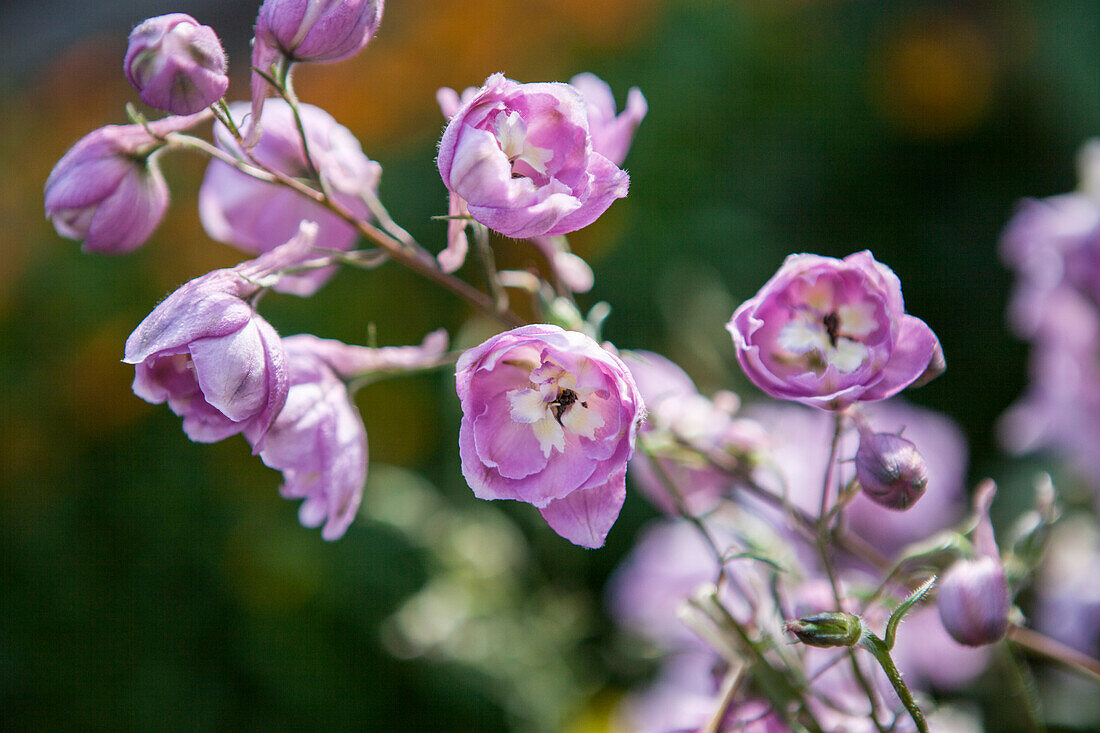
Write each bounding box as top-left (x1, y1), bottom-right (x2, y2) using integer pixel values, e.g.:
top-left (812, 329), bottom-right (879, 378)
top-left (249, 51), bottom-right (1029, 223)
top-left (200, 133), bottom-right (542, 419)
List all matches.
top-left (494, 111), bottom-right (552, 176)
top-left (507, 360), bottom-right (604, 457)
top-left (776, 297), bottom-right (876, 374)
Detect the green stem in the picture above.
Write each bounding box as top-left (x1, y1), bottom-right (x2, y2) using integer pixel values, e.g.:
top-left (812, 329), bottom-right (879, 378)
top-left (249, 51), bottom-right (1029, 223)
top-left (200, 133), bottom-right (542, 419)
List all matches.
top-left (860, 633), bottom-right (928, 733)
top-left (274, 62), bottom-right (323, 184)
top-left (998, 642), bottom-right (1046, 732)
top-left (473, 223), bottom-right (509, 315)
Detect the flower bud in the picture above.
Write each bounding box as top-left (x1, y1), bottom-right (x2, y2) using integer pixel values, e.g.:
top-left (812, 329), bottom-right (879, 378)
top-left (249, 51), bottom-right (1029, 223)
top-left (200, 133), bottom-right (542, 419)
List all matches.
top-left (855, 428), bottom-right (929, 510)
top-left (785, 612), bottom-right (864, 648)
top-left (249, 1), bottom-right (385, 144)
top-left (255, 0), bottom-right (384, 63)
top-left (44, 113), bottom-right (205, 254)
top-left (937, 556), bottom-right (1010, 646)
top-left (124, 14), bottom-right (228, 115)
top-left (937, 480), bottom-right (1010, 646)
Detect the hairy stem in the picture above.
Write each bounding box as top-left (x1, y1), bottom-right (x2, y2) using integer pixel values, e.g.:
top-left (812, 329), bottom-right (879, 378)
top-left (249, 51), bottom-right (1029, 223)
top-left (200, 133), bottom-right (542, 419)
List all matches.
top-left (860, 633), bottom-right (928, 733)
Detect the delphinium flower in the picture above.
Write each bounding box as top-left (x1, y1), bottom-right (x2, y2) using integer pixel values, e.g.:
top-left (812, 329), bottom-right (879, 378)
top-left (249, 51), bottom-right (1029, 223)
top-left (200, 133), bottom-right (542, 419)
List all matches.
top-left (253, 330), bottom-right (447, 540)
top-left (999, 141), bottom-right (1100, 502)
top-left (435, 72), bottom-right (643, 292)
top-left (937, 481), bottom-right (1010, 646)
top-left (198, 99), bottom-right (381, 295)
top-left (249, 0), bottom-right (385, 140)
top-left (455, 324), bottom-right (644, 548)
top-left (124, 13), bottom-right (228, 115)
top-left (727, 251), bottom-right (943, 410)
top-left (123, 222), bottom-right (321, 447)
top-left (623, 350), bottom-right (768, 515)
top-left (437, 74), bottom-right (630, 239)
top-left (44, 112), bottom-right (208, 254)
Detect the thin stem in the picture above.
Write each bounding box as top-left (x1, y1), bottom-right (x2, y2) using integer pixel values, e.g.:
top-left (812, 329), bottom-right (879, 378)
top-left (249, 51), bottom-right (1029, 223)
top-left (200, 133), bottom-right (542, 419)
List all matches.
top-left (701, 593), bottom-right (826, 733)
top-left (276, 63), bottom-right (322, 183)
top-left (164, 132), bottom-right (526, 328)
top-left (1008, 624), bottom-right (1100, 685)
top-left (674, 438), bottom-right (894, 573)
top-left (860, 633), bottom-right (929, 733)
top-left (813, 410), bottom-right (887, 733)
top-left (703, 664), bottom-right (744, 733)
top-left (819, 412), bottom-right (846, 521)
top-left (345, 351), bottom-right (461, 394)
top-left (640, 440), bottom-right (727, 586)
top-left (473, 223), bottom-right (509, 315)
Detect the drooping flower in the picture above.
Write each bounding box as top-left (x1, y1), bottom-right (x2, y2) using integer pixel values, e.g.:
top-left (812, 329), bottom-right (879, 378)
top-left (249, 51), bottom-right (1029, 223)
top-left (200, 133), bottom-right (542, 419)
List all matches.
top-left (252, 329), bottom-right (447, 540)
top-left (45, 112), bottom-right (207, 254)
top-left (437, 73), bottom-right (630, 239)
top-left (198, 99), bottom-right (381, 295)
top-left (728, 251), bottom-right (943, 410)
top-left (455, 325), bottom-right (644, 548)
top-left (249, 0), bottom-right (384, 139)
top-left (569, 72), bottom-right (647, 167)
top-left (124, 13), bottom-right (228, 115)
top-left (937, 480), bottom-right (1010, 647)
top-left (123, 222), bottom-right (320, 447)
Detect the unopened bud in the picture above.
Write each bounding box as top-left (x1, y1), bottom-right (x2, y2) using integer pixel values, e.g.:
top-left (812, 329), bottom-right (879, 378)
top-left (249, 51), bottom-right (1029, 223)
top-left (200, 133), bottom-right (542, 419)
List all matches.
top-left (785, 612), bottom-right (864, 648)
top-left (124, 14), bottom-right (228, 115)
top-left (255, 0), bottom-right (384, 63)
top-left (855, 430), bottom-right (928, 511)
top-left (937, 556), bottom-right (1009, 646)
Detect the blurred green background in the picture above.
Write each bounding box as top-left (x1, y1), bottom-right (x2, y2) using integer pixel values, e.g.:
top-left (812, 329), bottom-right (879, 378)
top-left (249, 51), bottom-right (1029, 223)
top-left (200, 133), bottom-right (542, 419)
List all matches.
top-left (2, 0), bottom-right (1098, 729)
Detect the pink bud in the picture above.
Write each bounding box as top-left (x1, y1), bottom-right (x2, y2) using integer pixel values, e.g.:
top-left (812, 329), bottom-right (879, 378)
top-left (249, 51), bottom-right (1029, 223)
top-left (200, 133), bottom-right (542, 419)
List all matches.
top-left (855, 428), bottom-right (928, 510)
top-left (937, 556), bottom-right (1010, 646)
top-left (255, 0), bottom-right (384, 63)
top-left (249, 0), bottom-right (384, 140)
top-left (44, 114), bottom-right (206, 254)
top-left (937, 480), bottom-right (1010, 646)
top-left (124, 14), bottom-right (228, 115)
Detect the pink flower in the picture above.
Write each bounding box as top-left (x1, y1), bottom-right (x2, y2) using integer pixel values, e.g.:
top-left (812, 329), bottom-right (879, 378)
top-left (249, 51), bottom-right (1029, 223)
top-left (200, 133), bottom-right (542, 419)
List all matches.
top-left (44, 112), bottom-right (207, 253)
top-left (124, 13), bottom-right (228, 115)
top-left (250, 330), bottom-right (446, 540)
top-left (569, 72), bottom-right (647, 167)
top-left (455, 325), bottom-right (644, 548)
top-left (249, 0), bottom-right (384, 139)
top-left (727, 251), bottom-right (943, 410)
top-left (123, 222), bottom-right (320, 446)
top-left (437, 74), bottom-right (630, 239)
top-left (198, 99), bottom-right (381, 296)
